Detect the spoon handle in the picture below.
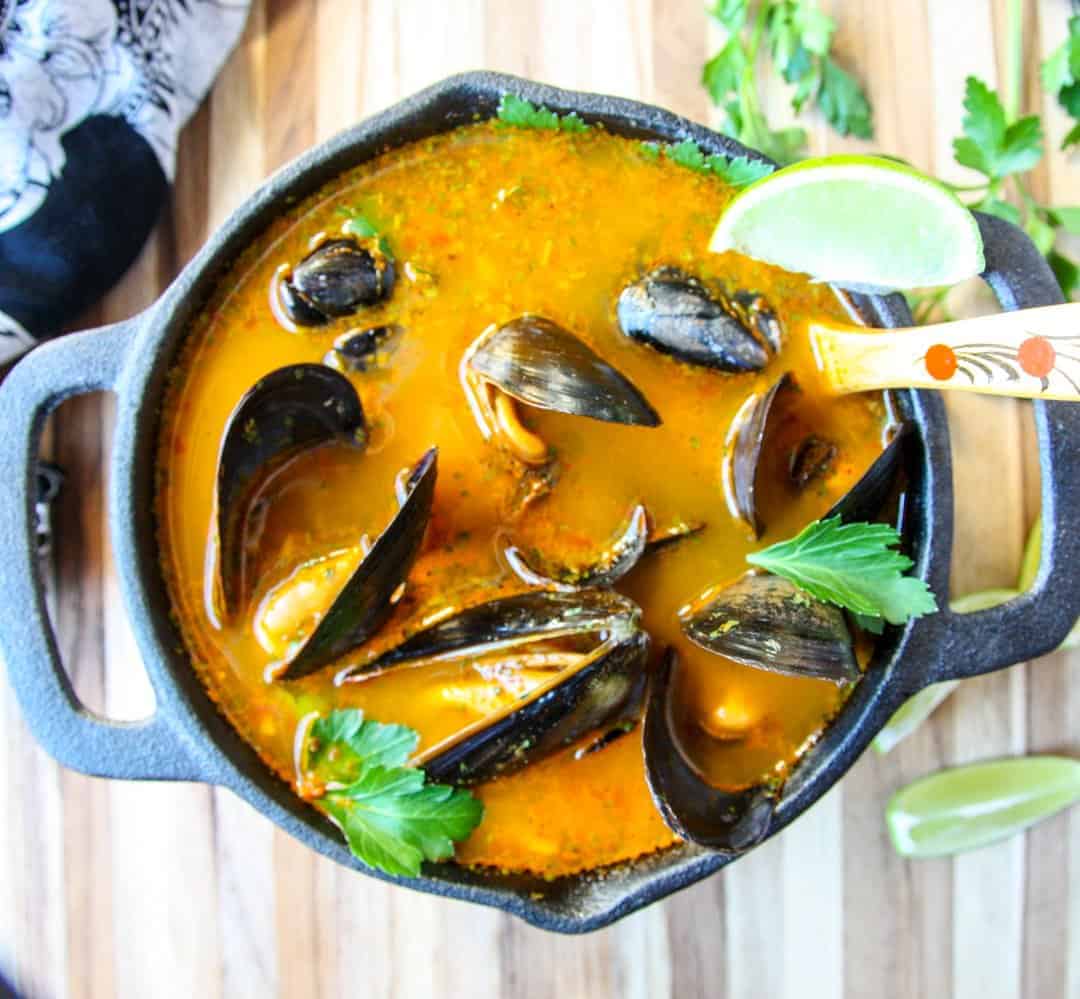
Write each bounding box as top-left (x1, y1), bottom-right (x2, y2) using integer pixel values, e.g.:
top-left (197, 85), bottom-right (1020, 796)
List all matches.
top-left (810, 302), bottom-right (1080, 401)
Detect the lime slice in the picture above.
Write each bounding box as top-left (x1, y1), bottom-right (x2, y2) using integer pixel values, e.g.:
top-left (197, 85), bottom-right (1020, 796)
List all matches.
top-left (871, 588), bottom-right (1017, 755)
top-left (709, 154), bottom-right (985, 290)
top-left (886, 756), bottom-right (1080, 859)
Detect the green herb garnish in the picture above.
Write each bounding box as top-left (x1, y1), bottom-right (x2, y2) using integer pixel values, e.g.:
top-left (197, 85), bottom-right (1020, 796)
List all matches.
top-left (337, 206), bottom-right (392, 255)
top-left (700, 4), bottom-right (1078, 303)
top-left (1042, 15), bottom-right (1080, 151)
top-left (952, 77), bottom-right (1044, 188)
top-left (702, 0), bottom-right (873, 165)
top-left (496, 94), bottom-right (589, 133)
top-left (642, 137), bottom-right (773, 188)
top-left (746, 516), bottom-right (937, 627)
top-left (303, 710), bottom-right (483, 877)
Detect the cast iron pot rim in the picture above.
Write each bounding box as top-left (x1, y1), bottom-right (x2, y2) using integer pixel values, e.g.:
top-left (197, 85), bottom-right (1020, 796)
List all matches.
top-left (15, 72), bottom-right (1076, 934)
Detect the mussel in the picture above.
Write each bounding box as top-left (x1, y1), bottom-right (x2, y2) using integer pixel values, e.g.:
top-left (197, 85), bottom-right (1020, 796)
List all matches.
top-left (345, 589), bottom-right (649, 784)
top-left (211, 363), bottom-right (367, 619)
top-left (723, 372), bottom-right (793, 538)
top-left (724, 367), bottom-right (911, 534)
top-left (617, 267), bottom-right (770, 372)
top-left (789, 434), bottom-right (838, 490)
top-left (642, 649), bottom-right (777, 850)
top-left (277, 237), bottom-right (394, 327)
top-left (503, 503), bottom-right (650, 590)
top-left (825, 423), bottom-right (912, 523)
top-left (461, 315), bottom-right (660, 465)
top-left (680, 572), bottom-right (858, 684)
top-left (270, 448), bottom-right (438, 680)
top-left (730, 291), bottom-right (784, 354)
top-left (324, 325), bottom-right (402, 373)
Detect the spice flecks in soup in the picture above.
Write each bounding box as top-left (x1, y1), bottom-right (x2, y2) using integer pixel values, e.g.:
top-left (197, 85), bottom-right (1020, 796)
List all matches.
top-left (156, 122), bottom-right (887, 877)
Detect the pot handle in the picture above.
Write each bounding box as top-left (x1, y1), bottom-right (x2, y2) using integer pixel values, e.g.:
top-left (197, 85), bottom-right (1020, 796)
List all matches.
top-left (925, 212), bottom-right (1080, 684)
top-left (0, 317), bottom-right (204, 781)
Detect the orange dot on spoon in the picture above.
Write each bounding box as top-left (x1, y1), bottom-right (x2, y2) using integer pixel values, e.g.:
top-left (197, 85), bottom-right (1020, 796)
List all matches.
top-left (1018, 336), bottom-right (1055, 378)
top-left (925, 344), bottom-right (957, 380)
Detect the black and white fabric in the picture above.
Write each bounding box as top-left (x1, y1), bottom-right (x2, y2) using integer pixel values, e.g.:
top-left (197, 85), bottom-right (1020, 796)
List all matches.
top-left (0, 0), bottom-right (249, 362)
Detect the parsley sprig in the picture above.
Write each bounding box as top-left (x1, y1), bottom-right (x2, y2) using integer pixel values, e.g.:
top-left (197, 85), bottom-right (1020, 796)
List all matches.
top-left (301, 710), bottom-right (483, 877)
top-left (700, 3), bottom-right (1078, 306)
top-left (703, 0), bottom-right (873, 165)
top-left (641, 138), bottom-right (774, 187)
top-left (746, 517), bottom-right (938, 628)
top-left (496, 94), bottom-right (589, 133)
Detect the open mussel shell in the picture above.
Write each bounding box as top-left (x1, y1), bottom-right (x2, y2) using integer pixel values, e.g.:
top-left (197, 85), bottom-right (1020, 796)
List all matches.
top-left (279, 237), bottom-right (394, 326)
top-left (825, 422), bottom-right (912, 523)
top-left (276, 448), bottom-right (438, 680)
top-left (681, 573), bottom-right (858, 684)
top-left (725, 372), bottom-right (793, 538)
top-left (213, 364), bottom-right (366, 618)
top-left (643, 650), bottom-right (777, 851)
top-left (466, 315), bottom-right (661, 427)
top-left (504, 503), bottom-right (649, 590)
top-left (419, 629), bottom-right (649, 785)
top-left (617, 267), bottom-right (770, 373)
top-left (356, 587), bottom-right (640, 674)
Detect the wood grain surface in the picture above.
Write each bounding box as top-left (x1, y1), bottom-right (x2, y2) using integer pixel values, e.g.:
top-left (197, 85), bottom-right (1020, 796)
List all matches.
top-left (2, 2), bottom-right (1079, 997)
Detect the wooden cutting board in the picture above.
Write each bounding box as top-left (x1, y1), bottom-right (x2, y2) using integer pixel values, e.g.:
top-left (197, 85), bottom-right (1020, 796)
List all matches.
top-left (2, 2), bottom-right (1077, 997)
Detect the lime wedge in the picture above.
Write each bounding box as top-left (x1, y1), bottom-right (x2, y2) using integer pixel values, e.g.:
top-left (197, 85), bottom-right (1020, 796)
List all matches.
top-left (886, 756), bottom-right (1080, 859)
top-left (709, 154), bottom-right (985, 290)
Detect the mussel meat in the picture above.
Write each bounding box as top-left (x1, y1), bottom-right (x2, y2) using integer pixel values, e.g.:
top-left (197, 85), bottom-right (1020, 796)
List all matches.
top-left (324, 325), bottom-right (402, 373)
top-left (617, 267), bottom-right (770, 373)
top-left (212, 363), bottom-right (367, 619)
top-left (345, 589), bottom-right (648, 784)
top-left (642, 649), bottom-right (777, 851)
top-left (503, 503), bottom-right (649, 590)
top-left (731, 291), bottom-right (784, 354)
top-left (789, 434), bottom-right (838, 490)
top-left (680, 572), bottom-right (858, 684)
top-left (462, 316), bottom-right (661, 465)
top-left (723, 372), bottom-right (793, 537)
top-left (277, 237), bottom-right (394, 327)
top-left (272, 448), bottom-right (438, 680)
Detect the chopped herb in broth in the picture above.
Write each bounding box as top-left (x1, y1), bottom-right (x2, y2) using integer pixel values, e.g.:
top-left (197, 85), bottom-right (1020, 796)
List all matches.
top-left (156, 120), bottom-right (892, 877)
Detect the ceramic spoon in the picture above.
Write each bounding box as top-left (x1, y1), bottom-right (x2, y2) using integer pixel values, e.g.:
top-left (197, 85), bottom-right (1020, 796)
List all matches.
top-left (809, 301), bottom-right (1080, 401)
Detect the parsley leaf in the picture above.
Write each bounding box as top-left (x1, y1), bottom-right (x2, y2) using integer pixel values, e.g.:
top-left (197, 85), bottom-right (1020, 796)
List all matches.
top-left (302, 710), bottom-right (483, 877)
top-left (716, 153), bottom-right (776, 187)
top-left (702, 0), bottom-right (872, 165)
top-left (657, 139), bottom-right (774, 187)
top-left (953, 77), bottom-right (1043, 180)
top-left (1051, 206), bottom-right (1080, 234)
top-left (1048, 250), bottom-right (1079, 299)
top-left (666, 139), bottom-right (708, 172)
top-left (306, 709), bottom-right (418, 785)
top-left (818, 56), bottom-right (873, 138)
top-left (321, 765), bottom-right (483, 878)
top-left (337, 207), bottom-right (392, 255)
top-left (746, 517), bottom-right (938, 625)
top-left (706, 0), bottom-right (748, 34)
top-left (496, 94), bottom-right (589, 133)
top-left (703, 39), bottom-right (747, 105)
top-left (1041, 16), bottom-right (1080, 149)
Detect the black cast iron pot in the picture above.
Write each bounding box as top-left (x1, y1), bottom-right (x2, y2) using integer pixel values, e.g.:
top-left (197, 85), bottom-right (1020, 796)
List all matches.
top-left (1, 73), bottom-right (1078, 934)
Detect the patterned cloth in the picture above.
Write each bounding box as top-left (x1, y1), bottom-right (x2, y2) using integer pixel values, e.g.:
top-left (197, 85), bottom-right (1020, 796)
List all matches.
top-left (0, 0), bottom-right (250, 361)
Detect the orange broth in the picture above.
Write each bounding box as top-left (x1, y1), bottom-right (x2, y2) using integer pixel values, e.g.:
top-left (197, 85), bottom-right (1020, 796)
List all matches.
top-left (155, 121), bottom-right (887, 877)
